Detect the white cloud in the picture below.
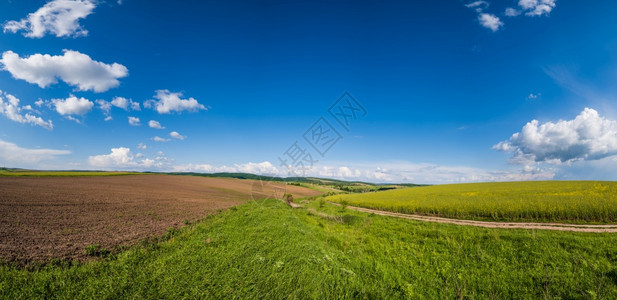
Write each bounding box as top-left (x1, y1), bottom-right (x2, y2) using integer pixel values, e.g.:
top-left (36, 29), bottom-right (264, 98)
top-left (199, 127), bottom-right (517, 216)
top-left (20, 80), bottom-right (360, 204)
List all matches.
top-left (170, 131), bottom-right (185, 140)
top-left (111, 96), bottom-right (129, 110)
top-left (88, 147), bottom-right (135, 167)
top-left (465, 1), bottom-right (489, 12)
top-left (494, 108), bottom-right (617, 164)
top-left (128, 116), bottom-right (140, 126)
top-left (111, 96), bottom-right (139, 111)
top-left (172, 161), bottom-right (279, 175)
top-left (0, 91), bottom-right (53, 130)
top-left (148, 120), bottom-right (164, 129)
top-left (144, 90), bottom-right (206, 114)
top-left (467, 0), bottom-right (555, 31)
top-left (52, 95), bottom-right (93, 115)
top-left (307, 162), bottom-right (555, 183)
top-left (465, 2), bottom-right (502, 32)
top-left (96, 99), bottom-right (111, 113)
top-left (505, 7), bottom-right (521, 17)
top-left (526, 93), bottom-right (541, 100)
top-left (137, 143), bottom-right (147, 150)
top-left (3, 0), bottom-right (96, 38)
top-left (518, 0), bottom-right (556, 16)
top-left (0, 50), bottom-right (128, 93)
top-left (152, 136), bottom-right (170, 142)
top-left (88, 147), bottom-right (171, 169)
top-left (130, 101), bottom-right (140, 111)
top-left (235, 161), bottom-right (279, 174)
top-left (478, 13), bottom-right (503, 32)
top-left (171, 160), bottom-right (555, 184)
top-left (0, 139), bottom-right (70, 164)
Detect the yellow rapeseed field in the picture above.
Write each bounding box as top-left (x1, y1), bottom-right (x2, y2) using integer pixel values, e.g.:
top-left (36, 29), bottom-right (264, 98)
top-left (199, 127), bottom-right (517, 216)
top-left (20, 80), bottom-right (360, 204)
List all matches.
top-left (327, 181), bottom-right (617, 223)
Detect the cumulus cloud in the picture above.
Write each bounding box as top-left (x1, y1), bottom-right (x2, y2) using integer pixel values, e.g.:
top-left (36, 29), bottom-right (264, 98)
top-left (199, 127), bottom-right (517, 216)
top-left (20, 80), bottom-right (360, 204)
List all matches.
top-left (152, 136), bottom-right (170, 142)
top-left (128, 116), bottom-right (140, 126)
top-left (235, 161), bottom-right (279, 174)
top-left (478, 13), bottom-right (503, 32)
top-left (52, 95), bottom-right (93, 115)
top-left (0, 139), bottom-right (70, 164)
top-left (467, 0), bottom-right (555, 31)
top-left (0, 91), bottom-right (53, 130)
top-left (465, 2), bottom-right (502, 32)
top-left (148, 120), bottom-right (164, 129)
top-left (304, 163), bottom-right (553, 183)
top-left (172, 160), bottom-right (555, 184)
top-left (519, 0), bottom-right (556, 16)
top-left (504, 7), bottom-right (521, 17)
top-left (0, 50), bottom-right (128, 92)
top-left (173, 161), bottom-right (279, 175)
top-left (88, 147), bottom-right (135, 167)
top-left (494, 108), bottom-right (617, 164)
top-left (95, 99), bottom-right (111, 114)
top-left (111, 96), bottom-right (139, 111)
top-left (3, 0), bottom-right (96, 38)
top-left (170, 131), bottom-right (185, 140)
top-left (137, 143), bottom-right (147, 150)
top-left (144, 90), bottom-right (206, 114)
top-left (88, 147), bottom-right (171, 169)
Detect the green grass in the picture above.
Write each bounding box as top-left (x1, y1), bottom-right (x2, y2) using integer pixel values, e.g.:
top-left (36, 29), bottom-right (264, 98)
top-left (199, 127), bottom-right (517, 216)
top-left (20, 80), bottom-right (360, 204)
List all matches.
top-left (0, 169), bottom-right (143, 177)
top-left (2, 199), bottom-right (617, 298)
top-left (327, 181), bottom-right (617, 223)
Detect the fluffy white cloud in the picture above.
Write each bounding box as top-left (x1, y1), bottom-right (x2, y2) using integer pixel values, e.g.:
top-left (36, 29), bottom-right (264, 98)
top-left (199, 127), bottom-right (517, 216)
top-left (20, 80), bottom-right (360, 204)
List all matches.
top-left (128, 116), bottom-right (140, 126)
top-left (111, 96), bottom-right (139, 111)
top-left (148, 120), bottom-right (164, 129)
top-left (3, 0), bottom-right (96, 38)
top-left (519, 0), bottom-right (556, 16)
top-left (88, 147), bottom-right (135, 167)
top-left (0, 50), bottom-right (128, 92)
top-left (465, 1), bottom-right (502, 32)
top-left (152, 136), bottom-right (170, 142)
top-left (494, 108), bottom-right (617, 164)
top-left (52, 95), bottom-right (93, 115)
top-left (170, 131), bottom-right (185, 140)
top-left (144, 90), bottom-right (205, 114)
top-left (478, 13), bottom-right (503, 32)
top-left (137, 143), bottom-right (147, 150)
top-left (0, 91), bottom-right (53, 130)
top-left (96, 99), bottom-right (111, 114)
top-left (0, 139), bottom-right (70, 164)
top-left (235, 161), bottom-right (279, 174)
top-left (88, 147), bottom-right (170, 169)
top-left (504, 7), bottom-right (521, 17)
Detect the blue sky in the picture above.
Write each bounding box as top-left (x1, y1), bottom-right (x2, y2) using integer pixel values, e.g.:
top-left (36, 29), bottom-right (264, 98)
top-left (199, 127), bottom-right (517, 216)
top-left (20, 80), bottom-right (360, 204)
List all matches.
top-left (1, 0), bottom-right (617, 184)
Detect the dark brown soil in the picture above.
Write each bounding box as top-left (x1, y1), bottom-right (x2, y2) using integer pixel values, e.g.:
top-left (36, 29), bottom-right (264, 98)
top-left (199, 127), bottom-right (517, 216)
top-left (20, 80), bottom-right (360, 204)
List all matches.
top-left (0, 175), bottom-right (321, 264)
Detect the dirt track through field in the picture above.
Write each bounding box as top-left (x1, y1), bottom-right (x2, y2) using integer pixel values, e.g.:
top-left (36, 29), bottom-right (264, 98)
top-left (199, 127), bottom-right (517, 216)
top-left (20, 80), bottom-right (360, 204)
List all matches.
top-left (329, 202), bottom-right (617, 233)
top-left (0, 175), bottom-right (321, 264)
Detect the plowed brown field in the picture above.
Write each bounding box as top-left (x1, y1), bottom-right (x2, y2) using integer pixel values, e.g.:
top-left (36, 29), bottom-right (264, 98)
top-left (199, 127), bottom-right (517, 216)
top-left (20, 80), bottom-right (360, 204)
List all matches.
top-left (0, 175), bottom-right (320, 264)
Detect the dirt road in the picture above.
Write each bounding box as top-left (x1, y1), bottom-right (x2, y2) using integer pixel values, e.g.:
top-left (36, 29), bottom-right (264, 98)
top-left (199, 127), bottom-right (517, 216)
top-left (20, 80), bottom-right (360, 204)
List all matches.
top-left (330, 202), bottom-right (617, 233)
